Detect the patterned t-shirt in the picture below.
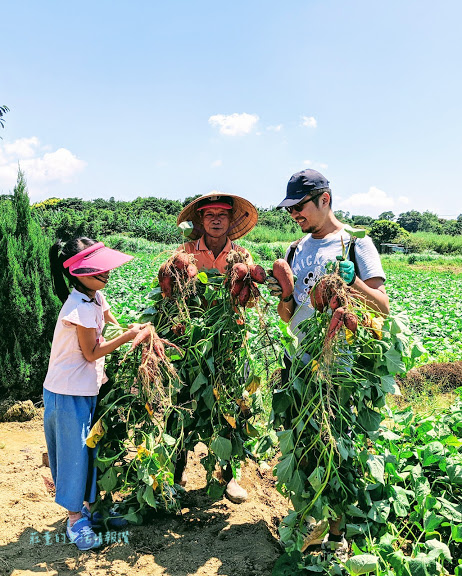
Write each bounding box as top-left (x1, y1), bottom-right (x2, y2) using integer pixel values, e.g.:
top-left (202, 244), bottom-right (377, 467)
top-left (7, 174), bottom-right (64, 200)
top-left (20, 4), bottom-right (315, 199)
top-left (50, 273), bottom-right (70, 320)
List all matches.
top-left (287, 229), bottom-right (386, 349)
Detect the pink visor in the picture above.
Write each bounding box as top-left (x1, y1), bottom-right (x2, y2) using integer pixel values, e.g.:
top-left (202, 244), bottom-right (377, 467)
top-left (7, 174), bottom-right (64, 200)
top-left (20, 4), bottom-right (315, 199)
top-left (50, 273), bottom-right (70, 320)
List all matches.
top-left (196, 201), bottom-right (233, 211)
top-left (63, 242), bottom-right (133, 277)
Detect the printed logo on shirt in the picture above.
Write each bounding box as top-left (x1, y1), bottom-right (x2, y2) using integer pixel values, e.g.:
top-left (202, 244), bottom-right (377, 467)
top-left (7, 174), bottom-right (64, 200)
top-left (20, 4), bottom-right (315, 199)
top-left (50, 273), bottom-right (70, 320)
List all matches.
top-left (293, 255), bottom-right (330, 304)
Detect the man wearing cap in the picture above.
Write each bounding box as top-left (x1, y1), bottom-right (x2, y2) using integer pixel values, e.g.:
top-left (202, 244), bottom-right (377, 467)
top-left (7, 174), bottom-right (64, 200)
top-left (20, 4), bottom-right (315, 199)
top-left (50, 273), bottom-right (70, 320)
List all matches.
top-left (171, 192), bottom-right (258, 504)
top-left (268, 169), bottom-right (389, 557)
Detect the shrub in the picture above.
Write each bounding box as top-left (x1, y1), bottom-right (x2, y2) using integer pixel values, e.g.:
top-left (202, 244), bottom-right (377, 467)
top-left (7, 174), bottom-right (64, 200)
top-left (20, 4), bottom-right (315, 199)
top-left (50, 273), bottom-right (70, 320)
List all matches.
top-left (0, 170), bottom-right (61, 401)
top-left (369, 220), bottom-right (408, 247)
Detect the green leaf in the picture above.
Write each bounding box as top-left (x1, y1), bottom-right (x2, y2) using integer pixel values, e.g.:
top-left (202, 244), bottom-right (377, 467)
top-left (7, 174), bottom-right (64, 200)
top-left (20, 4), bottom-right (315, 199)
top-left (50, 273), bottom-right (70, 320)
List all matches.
top-left (407, 553), bottom-right (438, 576)
top-left (207, 478), bottom-right (226, 500)
top-left (446, 456), bottom-right (462, 485)
top-left (451, 523), bottom-right (462, 542)
top-left (367, 454), bottom-right (385, 484)
top-left (178, 220), bottom-right (194, 237)
top-left (99, 467), bottom-right (118, 492)
top-left (276, 453), bottom-right (296, 485)
top-left (414, 476), bottom-right (431, 505)
top-left (357, 407), bottom-right (383, 432)
top-left (161, 433), bottom-right (176, 447)
top-left (202, 385), bottom-right (215, 410)
top-left (380, 375), bottom-right (401, 395)
top-left (436, 497), bottom-right (462, 522)
top-left (346, 504), bottom-right (368, 519)
top-left (423, 511), bottom-right (443, 532)
top-left (425, 539), bottom-right (452, 562)
top-left (391, 486), bottom-right (411, 517)
top-left (143, 485), bottom-right (158, 509)
top-left (384, 347), bottom-right (406, 374)
top-left (210, 436), bottom-right (232, 462)
top-left (272, 390), bottom-right (293, 414)
top-left (308, 467), bottom-right (324, 492)
top-left (345, 523), bottom-right (368, 538)
top-left (286, 469), bottom-right (306, 495)
top-left (190, 371), bottom-right (208, 394)
top-left (344, 225), bottom-right (367, 239)
top-left (345, 554), bottom-right (379, 575)
top-left (271, 551), bottom-right (303, 576)
top-left (277, 429), bottom-right (294, 454)
top-left (367, 500), bottom-right (391, 524)
top-left (197, 271), bottom-right (208, 283)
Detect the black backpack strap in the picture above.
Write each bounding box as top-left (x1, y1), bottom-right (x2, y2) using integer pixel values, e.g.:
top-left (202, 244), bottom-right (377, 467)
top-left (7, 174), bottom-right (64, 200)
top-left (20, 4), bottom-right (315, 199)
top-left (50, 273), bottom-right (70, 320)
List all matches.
top-left (348, 237), bottom-right (360, 276)
top-left (286, 238), bottom-right (303, 268)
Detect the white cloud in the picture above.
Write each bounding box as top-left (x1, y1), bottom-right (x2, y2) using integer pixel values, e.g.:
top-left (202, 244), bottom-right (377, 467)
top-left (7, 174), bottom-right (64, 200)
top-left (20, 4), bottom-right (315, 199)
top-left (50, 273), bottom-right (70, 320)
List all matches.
top-left (208, 113), bottom-right (259, 136)
top-left (398, 196), bottom-right (409, 205)
top-left (319, 163), bottom-right (328, 169)
top-left (303, 160), bottom-right (313, 166)
top-left (0, 137), bottom-right (86, 195)
top-left (344, 186), bottom-right (393, 210)
top-left (267, 124), bottom-right (283, 132)
top-left (211, 159), bottom-right (222, 167)
top-left (4, 137), bottom-right (40, 158)
top-left (301, 115), bottom-right (317, 128)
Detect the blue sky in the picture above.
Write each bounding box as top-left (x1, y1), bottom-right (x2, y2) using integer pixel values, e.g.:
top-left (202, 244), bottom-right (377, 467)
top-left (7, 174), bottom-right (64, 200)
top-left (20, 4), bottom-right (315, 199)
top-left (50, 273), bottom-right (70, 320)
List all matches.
top-left (1, 0), bottom-right (461, 218)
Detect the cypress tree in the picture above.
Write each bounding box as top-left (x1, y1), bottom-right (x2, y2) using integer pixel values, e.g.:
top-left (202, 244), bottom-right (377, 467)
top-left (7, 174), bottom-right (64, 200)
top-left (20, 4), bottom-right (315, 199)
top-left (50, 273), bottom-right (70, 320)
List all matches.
top-left (0, 169), bottom-right (60, 400)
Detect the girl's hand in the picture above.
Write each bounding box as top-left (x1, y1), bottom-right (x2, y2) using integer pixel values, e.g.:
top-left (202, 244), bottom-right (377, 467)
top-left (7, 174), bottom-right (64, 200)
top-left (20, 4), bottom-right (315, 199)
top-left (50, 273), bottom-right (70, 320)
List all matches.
top-left (127, 322), bottom-right (150, 336)
top-left (129, 324), bottom-right (165, 360)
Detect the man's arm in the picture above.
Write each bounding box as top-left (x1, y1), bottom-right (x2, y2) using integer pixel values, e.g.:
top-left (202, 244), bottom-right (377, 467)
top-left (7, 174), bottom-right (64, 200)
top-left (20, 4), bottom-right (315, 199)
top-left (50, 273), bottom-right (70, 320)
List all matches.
top-left (349, 276), bottom-right (390, 315)
top-left (277, 296), bottom-right (295, 323)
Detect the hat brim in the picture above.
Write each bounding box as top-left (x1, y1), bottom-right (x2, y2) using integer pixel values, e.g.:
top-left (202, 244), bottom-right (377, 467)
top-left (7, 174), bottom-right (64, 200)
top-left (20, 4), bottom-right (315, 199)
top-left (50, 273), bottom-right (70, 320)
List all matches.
top-left (177, 192), bottom-right (258, 241)
top-left (276, 193), bottom-right (309, 209)
top-left (69, 246), bottom-right (133, 277)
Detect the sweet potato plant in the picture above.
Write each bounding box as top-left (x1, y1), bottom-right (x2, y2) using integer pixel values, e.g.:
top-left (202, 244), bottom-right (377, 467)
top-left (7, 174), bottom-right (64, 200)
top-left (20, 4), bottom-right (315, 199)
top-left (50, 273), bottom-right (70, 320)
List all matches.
top-left (91, 249), bottom-right (275, 521)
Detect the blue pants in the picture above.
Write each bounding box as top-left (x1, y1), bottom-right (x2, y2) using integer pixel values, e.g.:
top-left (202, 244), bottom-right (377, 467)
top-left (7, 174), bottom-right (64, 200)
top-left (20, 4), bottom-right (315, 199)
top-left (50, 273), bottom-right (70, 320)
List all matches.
top-left (43, 389), bottom-right (98, 512)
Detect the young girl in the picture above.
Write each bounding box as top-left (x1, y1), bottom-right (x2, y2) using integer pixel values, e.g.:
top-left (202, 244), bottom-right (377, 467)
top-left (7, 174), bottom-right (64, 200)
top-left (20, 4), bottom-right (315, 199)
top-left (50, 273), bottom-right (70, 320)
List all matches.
top-left (43, 237), bottom-right (149, 551)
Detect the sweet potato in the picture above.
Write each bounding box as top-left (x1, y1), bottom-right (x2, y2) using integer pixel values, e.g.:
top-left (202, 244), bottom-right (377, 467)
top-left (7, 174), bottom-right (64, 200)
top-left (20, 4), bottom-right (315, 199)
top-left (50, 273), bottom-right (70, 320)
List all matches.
top-left (272, 259), bottom-right (294, 300)
top-left (158, 263), bottom-right (173, 297)
top-left (186, 263), bottom-right (198, 278)
top-left (131, 325), bottom-right (153, 350)
top-left (343, 312), bottom-right (358, 333)
top-left (232, 262), bottom-right (248, 281)
top-left (329, 294), bottom-right (344, 310)
top-left (327, 307), bottom-right (345, 339)
top-left (249, 264), bottom-right (267, 284)
top-left (310, 278), bottom-right (328, 312)
top-left (230, 279), bottom-right (244, 297)
top-left (250, 282), bottom-right (261, 299)
top-left (173, 251), bottom-right (190, 270)
top-left (238, 284), bottom-right (251, 306)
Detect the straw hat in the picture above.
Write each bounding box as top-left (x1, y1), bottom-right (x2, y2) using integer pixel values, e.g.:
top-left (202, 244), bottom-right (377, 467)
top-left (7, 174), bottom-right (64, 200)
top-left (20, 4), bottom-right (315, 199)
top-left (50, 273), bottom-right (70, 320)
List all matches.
top-left (177, 192), bottom-right (258, 241)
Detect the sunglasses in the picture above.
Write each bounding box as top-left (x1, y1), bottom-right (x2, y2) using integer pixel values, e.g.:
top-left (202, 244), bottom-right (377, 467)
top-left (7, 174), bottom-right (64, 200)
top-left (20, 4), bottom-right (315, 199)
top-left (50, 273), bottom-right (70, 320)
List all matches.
top-left (285, 191), bottom-right (324, 214)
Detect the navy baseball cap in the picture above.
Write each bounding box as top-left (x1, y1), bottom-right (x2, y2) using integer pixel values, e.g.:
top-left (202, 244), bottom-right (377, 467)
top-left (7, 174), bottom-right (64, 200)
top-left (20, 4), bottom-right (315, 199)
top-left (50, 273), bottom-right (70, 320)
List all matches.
top-left (277, 169), bottom-right (330, 208)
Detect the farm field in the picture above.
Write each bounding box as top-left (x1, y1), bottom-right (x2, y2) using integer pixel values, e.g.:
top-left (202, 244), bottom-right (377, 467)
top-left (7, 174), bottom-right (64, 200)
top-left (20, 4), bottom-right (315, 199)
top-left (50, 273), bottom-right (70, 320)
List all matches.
top-left (1, 243), bottom-right (461, 576)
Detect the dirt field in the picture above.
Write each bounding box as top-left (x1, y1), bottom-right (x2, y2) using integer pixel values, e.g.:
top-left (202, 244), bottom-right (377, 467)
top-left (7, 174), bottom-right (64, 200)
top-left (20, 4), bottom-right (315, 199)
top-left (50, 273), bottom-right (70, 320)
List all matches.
top-left (0, 412), bottom-right (288, 576)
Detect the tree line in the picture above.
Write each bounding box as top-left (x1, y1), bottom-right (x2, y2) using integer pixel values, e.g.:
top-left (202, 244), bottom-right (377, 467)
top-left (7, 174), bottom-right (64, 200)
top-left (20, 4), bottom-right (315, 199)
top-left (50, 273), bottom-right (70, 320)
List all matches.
top-left (0, 195), bottom-right (457, 244)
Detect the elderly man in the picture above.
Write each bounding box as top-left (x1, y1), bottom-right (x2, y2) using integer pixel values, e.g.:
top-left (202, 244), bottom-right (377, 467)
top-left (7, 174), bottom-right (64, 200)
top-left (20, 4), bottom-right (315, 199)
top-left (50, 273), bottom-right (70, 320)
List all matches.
top-left (178, 192), bottom-right (256, 271)
top-left (172, 192), bottom-right (258, 504)
top-left (269, 169), bottom-right (389, 558)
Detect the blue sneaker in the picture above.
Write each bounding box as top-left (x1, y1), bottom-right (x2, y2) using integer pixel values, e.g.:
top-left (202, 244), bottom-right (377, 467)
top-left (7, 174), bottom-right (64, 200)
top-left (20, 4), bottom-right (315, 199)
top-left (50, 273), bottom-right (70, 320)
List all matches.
top-left (66, 517), bottom-right (101, 551)
top-left (81, 505), bottom-right (128, 529)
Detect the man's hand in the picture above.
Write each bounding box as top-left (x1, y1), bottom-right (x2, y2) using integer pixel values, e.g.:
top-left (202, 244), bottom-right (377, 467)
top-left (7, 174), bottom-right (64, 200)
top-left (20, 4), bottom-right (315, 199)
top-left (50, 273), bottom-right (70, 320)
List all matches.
top-left (336, 257), bottom-right (356, 285)
top-left (267, 274), bottom-right (283, 298)
top-left (267, 271), bottom-right (297, 301)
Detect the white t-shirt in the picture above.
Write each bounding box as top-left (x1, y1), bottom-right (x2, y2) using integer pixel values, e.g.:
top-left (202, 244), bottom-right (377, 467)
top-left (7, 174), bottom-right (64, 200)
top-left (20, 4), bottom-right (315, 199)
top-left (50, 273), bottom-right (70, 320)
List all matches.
top-left (287, 229), bottom-right (386, 353)
top-left (43, 288), bottom-right (110, 396)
